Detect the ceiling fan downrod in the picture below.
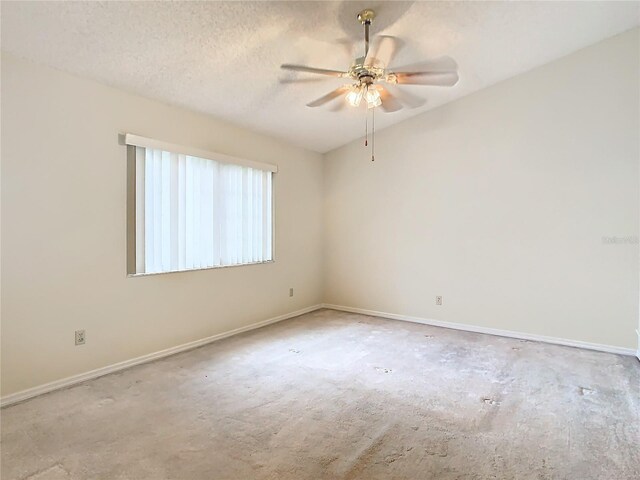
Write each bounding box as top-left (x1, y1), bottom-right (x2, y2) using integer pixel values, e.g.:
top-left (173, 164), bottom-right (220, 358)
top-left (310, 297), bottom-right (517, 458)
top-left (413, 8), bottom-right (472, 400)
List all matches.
top-left (357, 9), bottom-right (376, 58)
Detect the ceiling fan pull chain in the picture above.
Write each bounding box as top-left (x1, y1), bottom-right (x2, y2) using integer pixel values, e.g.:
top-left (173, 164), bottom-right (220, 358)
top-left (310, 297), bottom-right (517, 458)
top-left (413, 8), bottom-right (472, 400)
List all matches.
top-left (371, 106), bottom-right (375, 162)
top-left (365, 108), bottom-right (368, 146)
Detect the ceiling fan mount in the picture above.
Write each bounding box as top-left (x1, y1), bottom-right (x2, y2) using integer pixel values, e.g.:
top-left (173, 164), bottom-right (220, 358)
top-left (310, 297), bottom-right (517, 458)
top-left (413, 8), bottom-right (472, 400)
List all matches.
top-left (357, 8), bottom-right (376, 25)
top-left (281, 7), bottom-right (459, 112)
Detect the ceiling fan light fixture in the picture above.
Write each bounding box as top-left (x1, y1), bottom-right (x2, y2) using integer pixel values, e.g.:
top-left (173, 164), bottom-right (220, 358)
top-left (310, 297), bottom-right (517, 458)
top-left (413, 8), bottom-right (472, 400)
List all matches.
top-left (367, 97), bottom-right (382, 109)
top-left (346, 84), bottom-right (364, 107)
top-left (364, 85), bottom-right (381, 108)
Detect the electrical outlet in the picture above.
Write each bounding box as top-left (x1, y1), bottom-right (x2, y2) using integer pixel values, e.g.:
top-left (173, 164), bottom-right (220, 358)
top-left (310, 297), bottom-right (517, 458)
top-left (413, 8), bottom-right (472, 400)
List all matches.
top-left (75, 329), bottom-right (86, 345)
top-left (289, 288), bottom-right (294, 297)
top-left (436, 296), bottom-right (443, 306)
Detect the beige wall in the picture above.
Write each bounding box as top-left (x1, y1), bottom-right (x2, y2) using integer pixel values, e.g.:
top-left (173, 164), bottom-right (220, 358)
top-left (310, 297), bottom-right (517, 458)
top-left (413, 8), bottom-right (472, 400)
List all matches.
top-left (1, 54), bottom-right (324, 396)
top-left (324, 29), bottom-right (640, 350)
top-left (2, 28), bottom-right (639, 398)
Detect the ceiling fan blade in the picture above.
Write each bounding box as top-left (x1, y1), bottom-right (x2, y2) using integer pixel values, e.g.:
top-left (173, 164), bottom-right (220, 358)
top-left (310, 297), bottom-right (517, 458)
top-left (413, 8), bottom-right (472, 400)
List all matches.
top-left (377, 86), bottom-right (403, 113)
top-left (390, 56), bottom-right (458, 74)
top-left (384, 84), bottom-right (426, 109)
top-left (307, 86), bottom-right (350, 107)
top-left (364, 36), bottom-right (402, 69)
top-left (279, 77), bottom-right (333, 85)
top-left (329, 98), bottom-right (349, 112)
top-left (392, 71), bottom-right (459, 87)
top-left (281, 64), bottom-right (347, 77)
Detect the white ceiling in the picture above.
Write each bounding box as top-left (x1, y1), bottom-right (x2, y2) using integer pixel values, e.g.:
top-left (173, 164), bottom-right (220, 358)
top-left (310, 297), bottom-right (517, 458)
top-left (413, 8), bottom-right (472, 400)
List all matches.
top-left (2, 1), bottom-right (638, 153)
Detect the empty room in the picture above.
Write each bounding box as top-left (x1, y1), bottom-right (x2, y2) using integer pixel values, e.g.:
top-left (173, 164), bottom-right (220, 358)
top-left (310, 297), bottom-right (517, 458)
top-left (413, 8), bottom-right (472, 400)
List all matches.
top-left (1, 1), bottom-right (639, 479)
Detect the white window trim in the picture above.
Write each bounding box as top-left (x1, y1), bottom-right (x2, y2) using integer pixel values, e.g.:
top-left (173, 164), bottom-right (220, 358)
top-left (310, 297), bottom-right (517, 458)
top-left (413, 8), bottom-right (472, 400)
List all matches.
top-left (129, 259), bottom-right (275, 277)
top-left (124, 134), bottom-right (278, 173)
top-left (125, 134), bottom-right (277, 277)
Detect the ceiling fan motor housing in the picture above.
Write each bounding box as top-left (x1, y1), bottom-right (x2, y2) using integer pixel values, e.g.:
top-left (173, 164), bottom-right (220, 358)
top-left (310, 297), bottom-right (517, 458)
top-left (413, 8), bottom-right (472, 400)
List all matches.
top-left (349, 58), bottom-right (384, 86)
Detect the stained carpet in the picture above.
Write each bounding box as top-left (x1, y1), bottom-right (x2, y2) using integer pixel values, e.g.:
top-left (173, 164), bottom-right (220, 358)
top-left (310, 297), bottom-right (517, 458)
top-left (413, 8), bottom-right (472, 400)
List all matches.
top-left (2, 309), bottom-right (639, 479)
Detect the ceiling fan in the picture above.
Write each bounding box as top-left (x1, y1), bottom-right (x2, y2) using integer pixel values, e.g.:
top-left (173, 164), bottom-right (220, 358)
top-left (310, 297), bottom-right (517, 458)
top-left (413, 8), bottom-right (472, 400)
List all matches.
top-left (281, 8), bottom-right (459, 112)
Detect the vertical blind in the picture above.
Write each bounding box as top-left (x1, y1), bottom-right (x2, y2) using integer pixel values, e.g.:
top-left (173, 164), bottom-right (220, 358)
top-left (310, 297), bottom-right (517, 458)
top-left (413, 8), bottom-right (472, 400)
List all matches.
top-left (132, 145), bottom-right (273, 274)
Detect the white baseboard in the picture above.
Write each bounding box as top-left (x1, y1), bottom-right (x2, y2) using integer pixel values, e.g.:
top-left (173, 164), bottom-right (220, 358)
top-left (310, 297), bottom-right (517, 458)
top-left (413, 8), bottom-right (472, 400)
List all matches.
top-left (3, 303), bottom-right (634, 407)
top-left (636, 329), bottom-right (640, 361)
top-left (322, 303), bottom-right (637, 357)
top-left (1, 304), bottom-right (323, 408)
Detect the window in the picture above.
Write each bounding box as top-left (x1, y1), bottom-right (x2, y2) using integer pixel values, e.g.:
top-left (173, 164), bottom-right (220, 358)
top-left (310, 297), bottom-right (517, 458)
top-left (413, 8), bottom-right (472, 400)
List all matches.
top-left (126, 135), bottom-right (275, 275)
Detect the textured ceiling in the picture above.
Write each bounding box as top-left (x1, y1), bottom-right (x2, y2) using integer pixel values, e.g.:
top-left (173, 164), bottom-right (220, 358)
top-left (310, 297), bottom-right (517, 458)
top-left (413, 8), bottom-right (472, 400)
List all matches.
top-left (2, 1), bottom-right (639, 153)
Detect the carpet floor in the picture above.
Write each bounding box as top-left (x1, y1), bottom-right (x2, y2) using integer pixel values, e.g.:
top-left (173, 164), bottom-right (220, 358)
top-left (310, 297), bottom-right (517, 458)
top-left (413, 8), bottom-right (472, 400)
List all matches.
top-left (2, 308), bottom-right (639, 479)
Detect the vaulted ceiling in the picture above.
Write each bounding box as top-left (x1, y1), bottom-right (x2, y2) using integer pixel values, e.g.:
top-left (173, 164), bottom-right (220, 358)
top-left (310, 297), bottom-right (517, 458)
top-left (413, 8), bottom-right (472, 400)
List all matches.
top-left (2, 1), bottom-right (638, 153)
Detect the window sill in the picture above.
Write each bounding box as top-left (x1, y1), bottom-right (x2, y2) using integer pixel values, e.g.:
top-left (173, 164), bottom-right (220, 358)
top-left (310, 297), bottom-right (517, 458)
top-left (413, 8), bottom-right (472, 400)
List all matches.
top-left (127, 260), bottom-right (274, 277)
